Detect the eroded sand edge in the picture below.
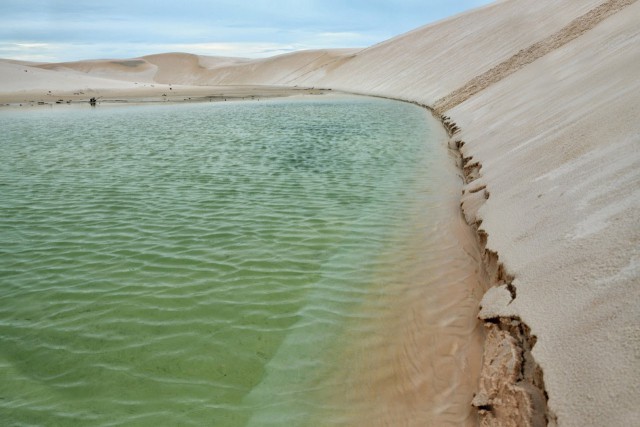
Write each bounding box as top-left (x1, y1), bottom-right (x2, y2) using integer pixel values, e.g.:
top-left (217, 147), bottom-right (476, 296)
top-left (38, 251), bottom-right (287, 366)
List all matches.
top-left (432, 2), bottom-right (637, 425)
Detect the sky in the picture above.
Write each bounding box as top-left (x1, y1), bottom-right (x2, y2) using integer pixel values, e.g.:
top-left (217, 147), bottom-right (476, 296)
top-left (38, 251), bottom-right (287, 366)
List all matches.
top-left (0, 0), bottom-right (494, 63)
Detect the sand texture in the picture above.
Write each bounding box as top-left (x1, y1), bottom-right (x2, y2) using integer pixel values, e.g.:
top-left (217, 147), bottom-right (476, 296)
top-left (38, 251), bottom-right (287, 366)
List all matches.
top-left (1, 0), bottom-right (638, 425)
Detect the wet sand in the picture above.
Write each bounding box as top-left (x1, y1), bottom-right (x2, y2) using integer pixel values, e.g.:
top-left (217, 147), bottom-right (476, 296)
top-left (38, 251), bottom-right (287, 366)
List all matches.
top-left (0, 83), bottom-right (333, 106)
top-left (302, 114), bottom-right (486, 426)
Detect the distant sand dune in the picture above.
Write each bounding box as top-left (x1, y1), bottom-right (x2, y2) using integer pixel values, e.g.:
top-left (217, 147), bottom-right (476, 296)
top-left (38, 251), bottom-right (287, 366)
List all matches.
top-left (37, 58), bottom-right (157, 82)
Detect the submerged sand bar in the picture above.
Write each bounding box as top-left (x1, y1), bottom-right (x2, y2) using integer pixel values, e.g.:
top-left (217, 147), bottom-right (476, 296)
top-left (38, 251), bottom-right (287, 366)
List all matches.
top-left (1, 0), bottom-right (638, 425)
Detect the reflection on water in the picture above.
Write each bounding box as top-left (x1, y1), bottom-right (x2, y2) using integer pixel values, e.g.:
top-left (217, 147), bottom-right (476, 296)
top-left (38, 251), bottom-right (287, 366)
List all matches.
top-left (0, 97), bottom-right (483, 426)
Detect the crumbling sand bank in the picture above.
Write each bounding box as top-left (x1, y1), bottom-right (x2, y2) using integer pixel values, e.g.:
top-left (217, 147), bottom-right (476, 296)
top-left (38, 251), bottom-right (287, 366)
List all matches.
top-left (444, 116), bottom-right (550, 427)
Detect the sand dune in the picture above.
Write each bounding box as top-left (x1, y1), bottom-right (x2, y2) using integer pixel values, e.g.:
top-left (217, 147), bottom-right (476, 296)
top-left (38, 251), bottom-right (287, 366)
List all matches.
top-left (0, 59), bottom-right (140, 101)
top-left (0, 49), bottom-right (356, 103)
top-left (37, 58), bottom-right (157, 83)
top-left (0, 56), bottom-right (331, 105)
top-left (140, 49), bottom-right (358, 86)
top-left (190, 48), bottom-right (359, 85)
top-left (1, 49), bottom-right (358, 88)
top-left (1, 0), bottom-right (638, 425)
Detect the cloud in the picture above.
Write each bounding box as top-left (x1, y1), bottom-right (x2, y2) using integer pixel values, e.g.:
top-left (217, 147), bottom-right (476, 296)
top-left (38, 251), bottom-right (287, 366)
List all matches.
top-left (0, 39), bottom-right (354, 62)
top-left (159, 42), bottom-right (301, 58)
top-left (0, 1), bottom-right (494, 62)
top-left (14, 43), bottom-right (49, 49)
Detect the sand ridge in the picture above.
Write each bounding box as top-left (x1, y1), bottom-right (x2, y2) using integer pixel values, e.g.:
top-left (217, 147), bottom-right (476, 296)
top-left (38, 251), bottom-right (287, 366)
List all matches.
top-left (433, 0), bottom-right (637, 113)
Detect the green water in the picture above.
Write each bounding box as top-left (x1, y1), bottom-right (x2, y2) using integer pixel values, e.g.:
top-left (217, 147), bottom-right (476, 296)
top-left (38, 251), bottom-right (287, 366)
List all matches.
top-left (0, 97), bottom-right (445, 426)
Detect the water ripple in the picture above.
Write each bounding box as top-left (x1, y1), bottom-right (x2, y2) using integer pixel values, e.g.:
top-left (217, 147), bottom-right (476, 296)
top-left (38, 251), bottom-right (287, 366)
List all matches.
top-left (0, 98), bottom-right (480, 426)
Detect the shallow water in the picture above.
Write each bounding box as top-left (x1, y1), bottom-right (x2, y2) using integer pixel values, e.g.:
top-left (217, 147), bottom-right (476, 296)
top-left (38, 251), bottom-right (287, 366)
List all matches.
top-left (0, 97), bottom-right (483, 426)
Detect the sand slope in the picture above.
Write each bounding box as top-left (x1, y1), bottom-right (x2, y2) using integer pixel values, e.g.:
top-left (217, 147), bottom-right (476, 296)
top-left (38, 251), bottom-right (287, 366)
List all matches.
top-left (289, 0), bottom-right (606, 101)
top-left (186, 49), bottom-right (360, 85)
top-left (1, 0), bottom-right (638, 425)
top-left (0, 60), bottom-right (139, 94)
top-left (451, 3), bottom-right (640, 425)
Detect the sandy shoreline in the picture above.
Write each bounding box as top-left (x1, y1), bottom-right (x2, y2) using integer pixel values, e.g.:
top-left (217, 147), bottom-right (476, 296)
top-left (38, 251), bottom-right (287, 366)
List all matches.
top-left (2, 0), bottom-right (638, 425)
top-left (0, 84), bottom-right (334, 106)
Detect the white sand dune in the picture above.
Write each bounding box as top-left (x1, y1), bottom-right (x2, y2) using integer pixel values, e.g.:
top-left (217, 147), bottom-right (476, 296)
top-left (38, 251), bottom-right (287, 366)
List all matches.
top-left (0, 49), bottom-right (356, 103)
top-left (190, 48), bottom-right (360, 85)
top-left (0, 49), bottom-right (358, 88)
top-left (37, 58), bottom-right (157, 82)
top-left (0, 60), bottom-right (139, 93)
top-left (1, 0), bottom-right (638, 425)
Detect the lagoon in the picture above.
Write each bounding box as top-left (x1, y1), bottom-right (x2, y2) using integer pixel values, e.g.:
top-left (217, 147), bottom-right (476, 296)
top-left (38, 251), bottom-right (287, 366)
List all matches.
top-left (0, 97), bottom-right (482, 426)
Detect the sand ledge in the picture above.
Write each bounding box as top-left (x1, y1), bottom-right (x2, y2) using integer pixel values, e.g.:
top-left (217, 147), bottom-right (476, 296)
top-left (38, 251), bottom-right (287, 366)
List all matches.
top-left (440, 116), bottom-right (550, 427)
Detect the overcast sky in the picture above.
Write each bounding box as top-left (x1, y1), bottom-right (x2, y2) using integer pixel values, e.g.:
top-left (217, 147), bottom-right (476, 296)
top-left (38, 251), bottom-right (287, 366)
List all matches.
top-left (0, 0), bottom-right (494, 62)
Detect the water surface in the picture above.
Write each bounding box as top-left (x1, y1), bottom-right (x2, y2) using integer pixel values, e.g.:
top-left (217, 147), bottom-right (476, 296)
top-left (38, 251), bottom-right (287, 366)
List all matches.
top-left (0, 97), bottom-right (483, 426)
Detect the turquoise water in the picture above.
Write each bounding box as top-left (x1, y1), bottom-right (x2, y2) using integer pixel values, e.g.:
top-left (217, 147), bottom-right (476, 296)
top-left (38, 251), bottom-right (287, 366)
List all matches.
top-left (0, 97), bottom-right (451, 426)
